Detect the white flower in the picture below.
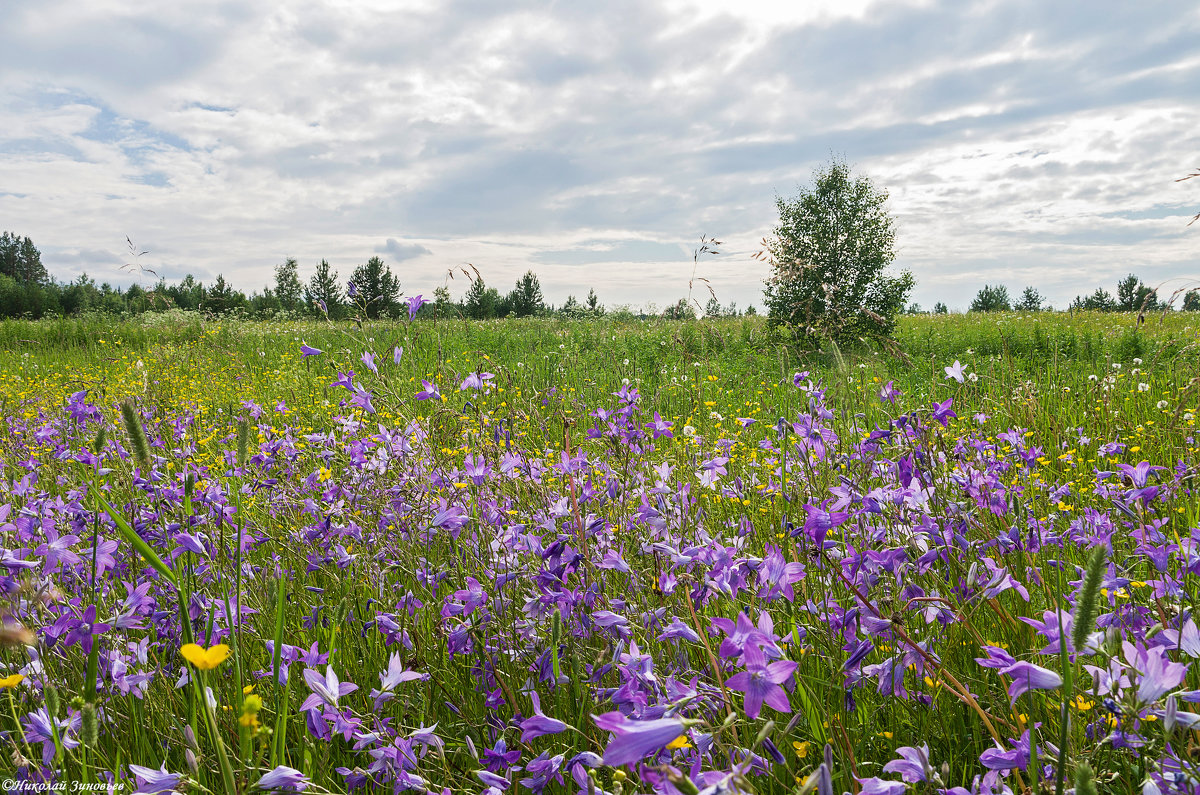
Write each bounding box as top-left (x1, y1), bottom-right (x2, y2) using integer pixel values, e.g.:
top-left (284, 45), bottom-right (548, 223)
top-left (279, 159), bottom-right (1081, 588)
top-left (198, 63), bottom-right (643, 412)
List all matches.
top-left (1088, 374), bottom-right (1098, 381)
top-left (1112, 363), bottom-right (1122, 370)
top-left (1157, 400), bottom-right (1169, 409)
top-left (623, 359), bottom-right (629, 366)
top-left (1133, 357), bottom-right (1143, 365)
top-left (968, 372), bottom-right (979, 383)
top-left (1184, 412), bottom-right (1195, 421)
top-left (683, 425), bottom-right (697, 437)
top-left (1138, 382), bottom-right (1150, 392)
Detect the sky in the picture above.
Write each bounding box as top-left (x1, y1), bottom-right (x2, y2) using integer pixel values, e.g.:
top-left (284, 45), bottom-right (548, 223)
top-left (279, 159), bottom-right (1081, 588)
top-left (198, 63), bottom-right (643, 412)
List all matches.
top-left (1, 0), bottom-right (1198, 312)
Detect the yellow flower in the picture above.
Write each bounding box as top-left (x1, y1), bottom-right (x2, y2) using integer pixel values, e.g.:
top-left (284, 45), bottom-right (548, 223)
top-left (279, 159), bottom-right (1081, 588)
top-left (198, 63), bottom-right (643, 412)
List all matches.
top-left (792, 740), bottom-right (810, 759)
top-left (0, 673), bottom-right (24, 689)
top-left (181, 643), bottom-right (231, 670)
top-left (667, 734), bottom-right (691, 750)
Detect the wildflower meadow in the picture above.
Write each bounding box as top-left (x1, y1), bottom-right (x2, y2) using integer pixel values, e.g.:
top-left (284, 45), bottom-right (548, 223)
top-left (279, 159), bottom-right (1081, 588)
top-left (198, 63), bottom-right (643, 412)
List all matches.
top-left (0, 308), bottom-right (1198, 795)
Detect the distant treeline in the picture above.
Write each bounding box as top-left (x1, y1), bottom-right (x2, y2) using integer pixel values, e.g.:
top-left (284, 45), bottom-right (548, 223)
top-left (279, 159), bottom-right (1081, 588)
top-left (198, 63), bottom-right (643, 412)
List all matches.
top-left (4, 231), bottom-right (1194, 320)
top-left (0, 233), bottom-right (756, 321)
top-left (907, 276), bottom-right (1199, 315)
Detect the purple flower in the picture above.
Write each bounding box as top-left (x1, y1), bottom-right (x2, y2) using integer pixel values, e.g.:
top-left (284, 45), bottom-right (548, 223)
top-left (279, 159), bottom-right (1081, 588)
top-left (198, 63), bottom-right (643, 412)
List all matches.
top-left (300, 666), bottom-right (358, 712)
top-left (483, 737), bottom-right (521, 772)
top-left (393, 346), bottom-right (403, 364)
top-left (1117, 461), bottom-right (1165, 503)
top-left (34, 528), bottom-right (81, 572)
top-left (370, 652), bottom-right (427, 709)
top-left (333, 371), bottom-right (355, 391)
top-left (361, 351), bottom-right (379, 375)
top-left (801, 500), bottom-right (849, 546)
top-left (350, 385), bottom-right (376, 414)
top-left (24, 707), bottom-right (80, 764)
top-left (460, 372), bottom-right (495, 391)
top-left (129, 763), bottom-right (182, 794)
top-left (979, 730), bottom-right (1032, 771)
top-left (347, 281), bottom-right (358, 298)
top-left (416, 379), bottom-right (441, 401)
top-left (61, 604), bottom-right (112, 654)
top-left (1003, 661), bottom-right (1062, 704)
top-left (931, 397), bottom-right (956, 427)
top-left (645, 412), bottom-right (674, 439)
top-left (299, 343), bottom-right (323, 357)
top-left (1125, 642), bottom-right (1189, 704)
top-left (725, 641), bottom-right (797, 719)
top-left (407, 294), bottom-right (429, 321)
top-left (257, 765), bottom-right (311, 791)
top-left (593, 711), bottom-right (685, 767)
top-left (882, 744), bottom-right (931, 783)
top-left (520, 692), bottom-right (567, 742)
top-left (856, 778), bottom-right (907, 795)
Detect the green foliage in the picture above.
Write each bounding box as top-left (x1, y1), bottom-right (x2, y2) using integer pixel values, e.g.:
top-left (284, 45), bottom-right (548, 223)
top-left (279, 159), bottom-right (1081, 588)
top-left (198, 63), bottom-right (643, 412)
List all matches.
top-left (463, 277), bottom-right (501, 319)
top-left (1071, 288), bottom-right (1116, 312)
top-left (0, 231), bottom-right (48, 285)
top-left (306, 259), bottom-right (344, 318)
top-left (662, 297), bottom-right (696, 320)
top-left (506, 270), bottom-right (545, 318)
top-left (933, 301), bottom-right (948, 314)
top-left (763, 158), bottom-right (912, 343)
top-left (274, 257), bottom-right (304, 313)
top-left (970, 284), bottom-right (1011, 312)
top-left (1116, 273), bottom-right (1158, 313)
top-left (203, 274), bottom-right (240, 315)
top-left (1015, 286), bottom-right (1046, 311)
top-left (1184, 289), bottom-right (1200, 311)
top-left (350, 256), bottom-right (400, 319)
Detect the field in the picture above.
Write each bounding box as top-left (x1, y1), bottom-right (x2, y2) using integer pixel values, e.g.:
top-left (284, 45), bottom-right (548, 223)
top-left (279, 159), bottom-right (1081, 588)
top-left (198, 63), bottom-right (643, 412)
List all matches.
top-left (0, 310), bottom-right (1198, 794)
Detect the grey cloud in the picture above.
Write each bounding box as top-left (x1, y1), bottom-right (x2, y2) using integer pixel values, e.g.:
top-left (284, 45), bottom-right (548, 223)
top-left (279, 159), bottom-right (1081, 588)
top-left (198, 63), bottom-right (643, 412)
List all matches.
top-left (375, 238), bottom-right (432, 261)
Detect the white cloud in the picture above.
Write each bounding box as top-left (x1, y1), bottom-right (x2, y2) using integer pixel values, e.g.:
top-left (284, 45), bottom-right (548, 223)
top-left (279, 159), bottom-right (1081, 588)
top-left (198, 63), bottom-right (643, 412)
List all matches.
top-left (0, 0), bottom-right (1197, 311)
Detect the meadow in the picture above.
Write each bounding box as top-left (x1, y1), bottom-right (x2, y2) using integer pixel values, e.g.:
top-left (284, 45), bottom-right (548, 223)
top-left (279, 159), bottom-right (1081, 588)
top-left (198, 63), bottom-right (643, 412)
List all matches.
top-left (0, 309), bottom-right (1197, 795)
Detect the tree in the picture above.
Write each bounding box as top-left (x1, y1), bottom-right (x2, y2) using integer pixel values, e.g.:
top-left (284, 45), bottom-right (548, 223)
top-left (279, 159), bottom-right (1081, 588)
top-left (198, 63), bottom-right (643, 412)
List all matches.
top-left (1014, 286), bottom-right (1046, 312)
top-left (463, 277), bottom-right (501, 319)
top-left (1070, 288), bottom-right (1116, 312)
top-left (506, 271), bottom-right (545, 318)
top-left (0, 232), bottom-right (48, 285)
top-left (350, 256), bottom-right (400, 319)
top-left (662, 298), bottom-right (696, 320)
top-left (306, 259), bottom-right (344, 317)
top-left (560, 295), bottom-right (584, 318)
top-left (274, 257), bottom-right (303, 313)
top-left (704, 296), bottom-right (723, 318)
top-left (432, 285), bottom-right (457, 318)
top-left (586, 289), bottom-right (603, 316)
top-left (1183, 289), bottom-right (1200, 311)
top-left (762, 159), bottom-right (912, 342)
top-left (932, 302), bottom-right (948, 314)
top-left (970, 285), bottom-right (1011, 312)
top-left (1116, 273), bottom-right (1157, 313)
top-left (204, 274), bottom-right (235, 314)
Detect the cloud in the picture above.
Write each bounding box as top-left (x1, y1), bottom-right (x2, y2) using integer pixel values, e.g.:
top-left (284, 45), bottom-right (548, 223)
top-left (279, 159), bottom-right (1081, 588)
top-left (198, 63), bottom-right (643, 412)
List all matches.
top-left (0, 0), bottom-right (1197, 310)
top-left (532, 239), bottom-right (689, 266)
top-left (375, 238), bottom-right (432, 262)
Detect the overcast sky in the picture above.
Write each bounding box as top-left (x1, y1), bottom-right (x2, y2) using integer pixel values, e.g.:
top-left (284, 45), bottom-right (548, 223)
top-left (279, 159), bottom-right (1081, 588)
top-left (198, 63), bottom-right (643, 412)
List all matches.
top-left (2, 0), bottom-right (1198, 311)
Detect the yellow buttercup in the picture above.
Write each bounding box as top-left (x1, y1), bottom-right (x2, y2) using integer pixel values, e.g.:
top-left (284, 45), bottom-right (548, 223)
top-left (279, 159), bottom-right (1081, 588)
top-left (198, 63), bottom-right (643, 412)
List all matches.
top-left (180, 643), bottom-right (231, 671)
